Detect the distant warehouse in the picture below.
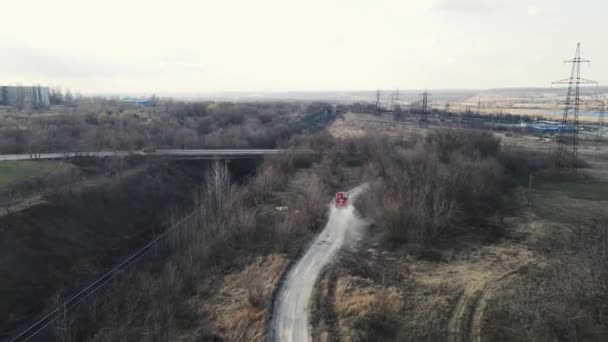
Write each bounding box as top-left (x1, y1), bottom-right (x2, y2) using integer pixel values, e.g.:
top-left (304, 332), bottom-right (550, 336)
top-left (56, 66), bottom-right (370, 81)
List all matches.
top-left (527, 120), bottom-right (573, 133)
top-left (0, 85), bottom-right (51, 108)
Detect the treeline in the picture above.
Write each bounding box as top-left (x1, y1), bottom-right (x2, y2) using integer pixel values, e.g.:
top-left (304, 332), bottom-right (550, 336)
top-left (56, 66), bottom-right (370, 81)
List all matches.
top-left (0, 100), bottom-right (339, 154)
top-left (355, 130), bottom-right (502, 245)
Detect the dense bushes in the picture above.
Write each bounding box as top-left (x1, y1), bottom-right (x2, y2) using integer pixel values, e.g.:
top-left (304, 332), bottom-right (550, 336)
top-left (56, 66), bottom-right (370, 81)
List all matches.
top-left (281, 128), bottom-right (512, 246)
top-left (357, 129), bottom-right (507, 246)
top-left (425, 128), bottom-right (500, 161)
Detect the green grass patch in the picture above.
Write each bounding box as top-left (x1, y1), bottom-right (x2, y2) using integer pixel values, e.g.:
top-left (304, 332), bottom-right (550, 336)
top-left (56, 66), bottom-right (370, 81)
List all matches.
top-left (0, 161), bottom-right (59, 190)
top-left (533, 180), bottom-right (608, 201)
top-left (529, 179), bottom-right (608, 224)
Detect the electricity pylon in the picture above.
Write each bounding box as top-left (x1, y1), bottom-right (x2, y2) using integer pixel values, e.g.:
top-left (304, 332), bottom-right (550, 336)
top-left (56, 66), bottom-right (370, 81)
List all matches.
top-left (552, 43), bottom-right (597, 170)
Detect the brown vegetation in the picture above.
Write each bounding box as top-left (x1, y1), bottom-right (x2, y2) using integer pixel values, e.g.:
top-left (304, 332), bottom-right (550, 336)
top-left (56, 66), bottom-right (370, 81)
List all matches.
top-left (358, 129), bottom-right (508, 246)
top-left (12, 112), bottom-right (605, 342)
top-left (50, 148), bottom-right (333, 341)
top-left (308, 127), bottom-right (591, 342)
top-left (0, 100), bottom-right (339, 154)
top-left (0, 159), bottom-right (209, 335)
top-left (483, 219), bottom-right (608, 341)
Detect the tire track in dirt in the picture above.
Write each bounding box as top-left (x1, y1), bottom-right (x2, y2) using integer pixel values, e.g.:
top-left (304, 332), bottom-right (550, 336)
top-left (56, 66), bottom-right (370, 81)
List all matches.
top-left (447, 262), bottom-right (529, 342)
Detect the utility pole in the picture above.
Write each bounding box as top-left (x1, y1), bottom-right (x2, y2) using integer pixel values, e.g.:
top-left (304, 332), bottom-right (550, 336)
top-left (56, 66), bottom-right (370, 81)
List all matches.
top-left (392, 89), bottom-right (402, 121)
top-left (375, 89), bottom-right (381, 115)
top-left (420, 91), bottom-right (430, 125)
top-left (461, 105), bottom-right (472, 127)
top-left (596, 97), bottom-right (605, 149)
top-left (393, 89), bottom-right (400, 111)
top-left (552, 43), bottom-right (597, 171)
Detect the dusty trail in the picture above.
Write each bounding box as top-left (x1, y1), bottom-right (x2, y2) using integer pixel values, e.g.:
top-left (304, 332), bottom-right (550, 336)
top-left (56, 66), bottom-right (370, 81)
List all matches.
top-left (447, 262), bottom-right (529, 342)
top-left (269, 187), bottom-right (367, 342)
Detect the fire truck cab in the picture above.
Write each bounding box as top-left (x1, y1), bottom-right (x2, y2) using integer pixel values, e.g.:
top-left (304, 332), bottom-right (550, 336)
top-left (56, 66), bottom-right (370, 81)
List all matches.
top-left (335, 191), bottom-right (349, 207)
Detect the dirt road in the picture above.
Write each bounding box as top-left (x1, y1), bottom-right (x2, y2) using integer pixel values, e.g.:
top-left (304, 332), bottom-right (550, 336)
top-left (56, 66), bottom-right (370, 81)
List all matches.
top-left (269, 187), bottom-right (367, 342)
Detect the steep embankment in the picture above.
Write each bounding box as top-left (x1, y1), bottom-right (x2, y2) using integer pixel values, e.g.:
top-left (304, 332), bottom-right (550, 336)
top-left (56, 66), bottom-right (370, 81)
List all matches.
top-left (0, 160), bottom-right (241, 336)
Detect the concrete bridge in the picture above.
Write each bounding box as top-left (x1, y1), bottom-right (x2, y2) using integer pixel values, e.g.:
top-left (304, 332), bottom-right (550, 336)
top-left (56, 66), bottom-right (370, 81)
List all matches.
top-left (0, 149), bottom-right (293, 162)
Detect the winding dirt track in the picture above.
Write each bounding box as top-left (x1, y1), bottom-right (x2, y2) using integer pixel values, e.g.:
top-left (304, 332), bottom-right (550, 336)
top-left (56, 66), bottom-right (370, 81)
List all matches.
top-left (269, 187), bottom-right (367, 342)
top-left (448, 263), bottom-right (529, 342)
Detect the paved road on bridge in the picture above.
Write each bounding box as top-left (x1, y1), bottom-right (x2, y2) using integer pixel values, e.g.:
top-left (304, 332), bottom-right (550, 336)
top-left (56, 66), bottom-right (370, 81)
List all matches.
top-left (0, 149), bottom-right (286, 161)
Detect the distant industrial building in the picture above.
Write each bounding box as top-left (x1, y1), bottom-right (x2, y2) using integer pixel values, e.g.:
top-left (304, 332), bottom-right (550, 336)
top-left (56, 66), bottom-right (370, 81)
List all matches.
top-left (119, 97), bottom-right (153, 107)
top-left (527, 120), bottom-right (573, 133)
top-left (0, 86), bottom-right (51, 108)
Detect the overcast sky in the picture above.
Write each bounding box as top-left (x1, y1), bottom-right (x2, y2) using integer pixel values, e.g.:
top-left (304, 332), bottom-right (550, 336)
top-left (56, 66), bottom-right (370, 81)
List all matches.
top-left (1, 0), bottom-right (606, 94)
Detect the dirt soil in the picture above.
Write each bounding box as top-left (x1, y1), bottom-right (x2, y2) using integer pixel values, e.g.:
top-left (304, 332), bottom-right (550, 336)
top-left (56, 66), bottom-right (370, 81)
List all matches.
top-left (329, 112), bottom-right (427, 139)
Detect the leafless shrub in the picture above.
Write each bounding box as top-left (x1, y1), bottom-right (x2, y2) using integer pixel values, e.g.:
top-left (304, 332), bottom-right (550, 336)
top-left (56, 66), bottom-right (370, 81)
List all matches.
top-left (247, 163), bottom-right (283, 205)
top-left (46, 162), bottom-right (82, 194)
top-left (426, 128), bottom-right (500, 161)
top-left (243, 263), bottom-right (267, 309)
top-left (359, 129), bottom-right (505, 246)
top-left (300, 173), bottom-right (329, 230)
top-left (274, 213), bottom-right (301, 253)
top-left (53, 293), bottom-right (76, 342)
top-left (315, 155), bottom-right (346, 189)
top-left (499, 146), bottom-right (552, 179)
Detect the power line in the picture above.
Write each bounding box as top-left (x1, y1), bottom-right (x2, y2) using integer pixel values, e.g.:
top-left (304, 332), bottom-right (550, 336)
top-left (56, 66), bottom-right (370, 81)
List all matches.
top-left (391, 89), bottom-right (400, 112)
top-left (552, 43), bottom-right (597, 171)
top-left (374, 89), bottom-right (381, 115)
top-left (392, 89), bottom-right (403, 121)
top-left (597, 97), bottom-right (606, 148)
top-left (8, 206), bottom-right (204, 342)
top-left (420, 90), bottom-right (430, 125)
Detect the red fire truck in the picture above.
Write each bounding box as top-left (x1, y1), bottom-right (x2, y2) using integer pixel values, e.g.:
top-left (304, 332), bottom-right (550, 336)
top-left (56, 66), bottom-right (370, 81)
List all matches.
top-left (335, 191), bottom-right (349, 207)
